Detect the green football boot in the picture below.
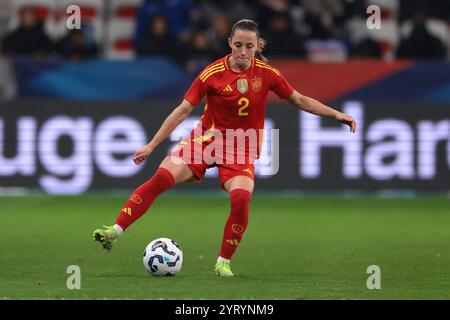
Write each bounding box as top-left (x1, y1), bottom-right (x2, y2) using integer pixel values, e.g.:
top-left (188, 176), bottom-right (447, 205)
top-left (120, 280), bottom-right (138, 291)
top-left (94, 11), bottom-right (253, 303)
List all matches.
top-left (214, 260), bottom-right (234, 277)
top-left (93, 225), bottom-right (118, 252)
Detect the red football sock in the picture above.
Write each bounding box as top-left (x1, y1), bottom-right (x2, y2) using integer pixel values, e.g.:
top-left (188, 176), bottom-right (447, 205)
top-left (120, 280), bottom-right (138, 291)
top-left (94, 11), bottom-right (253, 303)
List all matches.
top-left (115, 167), bottom-right (175, 231)
top-left (219, 189), bottom-right (252, 260)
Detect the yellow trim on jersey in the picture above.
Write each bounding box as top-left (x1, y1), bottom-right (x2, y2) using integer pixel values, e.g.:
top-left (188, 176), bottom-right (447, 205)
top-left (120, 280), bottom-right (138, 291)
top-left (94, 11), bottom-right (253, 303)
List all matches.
top-left (255, 60), bottom-right (278, 70)
top-left (255, 60), bottom-right (277, 69)
top-left (255, 59), bottom-right (281, 71)
top-left (200, 67), bottom-right (225, 82)
top-left (255, 63), bottom-right (279, 73)
top-left (224, 55), bottom-right (230, 70)
top-left (200, 62), bottom-right (223, 78)
top-left (200, 63), bottom-right (224, 81)
top-left (200, 66), bottom-right (225, 81)
top-left (223, 85), bottom-right (233, 92)
top-left (255, 62), bottom-right (280, 76)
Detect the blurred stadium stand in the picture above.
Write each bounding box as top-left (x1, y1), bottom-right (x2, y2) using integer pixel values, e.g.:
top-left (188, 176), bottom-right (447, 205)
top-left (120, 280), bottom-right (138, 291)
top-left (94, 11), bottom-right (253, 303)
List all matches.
top-left (0, 0), bottom-right (448, 62)
top-left (106, 0), bottom-right (140, 59)
top-left (0, 0), bottom-right (449, 100)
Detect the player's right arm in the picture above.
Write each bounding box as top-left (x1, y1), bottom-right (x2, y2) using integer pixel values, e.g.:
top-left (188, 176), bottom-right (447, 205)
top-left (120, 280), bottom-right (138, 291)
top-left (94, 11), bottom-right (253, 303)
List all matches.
top-left (132, 99), bottom-right (195, 165)
top-left (133, 63), bottom-right (211, 165)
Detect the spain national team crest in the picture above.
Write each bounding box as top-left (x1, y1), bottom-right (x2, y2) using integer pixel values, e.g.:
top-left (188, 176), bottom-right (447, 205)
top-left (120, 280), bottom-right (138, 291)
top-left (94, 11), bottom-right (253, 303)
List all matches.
top-left (237, 78), bottom-right (248, 94)
top-left (232, 224), bottom-right (244, 233)
top-left (252, 77), bottom-right (262, 92)
top-left (130, 194), bottom-right (142, 204)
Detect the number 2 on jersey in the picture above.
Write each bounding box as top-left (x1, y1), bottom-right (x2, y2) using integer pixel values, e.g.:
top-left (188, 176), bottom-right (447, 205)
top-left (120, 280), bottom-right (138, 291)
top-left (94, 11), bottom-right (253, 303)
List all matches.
top-left (238, 97), bottom-right (250, 116)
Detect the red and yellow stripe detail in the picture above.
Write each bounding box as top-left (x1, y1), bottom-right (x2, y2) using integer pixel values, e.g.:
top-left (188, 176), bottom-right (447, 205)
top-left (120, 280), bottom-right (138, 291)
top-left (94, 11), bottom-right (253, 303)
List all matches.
top-left (223, 85), bottom-right (233, 92)
top-left (121, 207), bottom-right (132, 216)
top-left (226, 239), bottom-right (239, 246)
top-left (255, 59), bottom-right (280, 75)
top-left (224, 55), bottom-right (231, 70)
top-left (200, 62), bottom-right (225, 82)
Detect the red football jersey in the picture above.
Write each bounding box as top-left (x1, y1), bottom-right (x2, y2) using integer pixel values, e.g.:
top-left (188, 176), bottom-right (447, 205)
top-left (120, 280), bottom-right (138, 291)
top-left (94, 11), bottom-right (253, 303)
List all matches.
top-left (184, 55), bottom-right (294, 132)
top-left (183, 55), bottom-right (294, 163)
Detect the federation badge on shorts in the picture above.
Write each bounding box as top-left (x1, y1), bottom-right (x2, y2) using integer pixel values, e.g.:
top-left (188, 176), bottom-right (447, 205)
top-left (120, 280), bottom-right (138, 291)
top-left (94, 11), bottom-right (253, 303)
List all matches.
top-left (252, 77), bottom-right (262, 92)
top-left (237, 78), bottom-right (248, 94)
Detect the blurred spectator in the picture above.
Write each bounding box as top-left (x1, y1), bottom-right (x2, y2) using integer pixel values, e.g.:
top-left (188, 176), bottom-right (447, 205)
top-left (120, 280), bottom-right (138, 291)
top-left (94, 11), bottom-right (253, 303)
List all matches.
top-left (184, 30), bottom-right (216, 75)
top-left (301, 0), bottom-right (347, 40)
top-left (134, 0), bottom-right (201, 45)
top-left (55, 27), bottom-right (99, 63)
top-left (399, 0), bottom-right (427, 22)
top-left (263, 12), bottom-right (305, 57)
top-left (1, 7), bottom-right (52, 59)
top-left (341, 0), bottom-right (366, 21)
top-left (208, 12), bottom-right (231, 59)
top-left (255, 0), bottom-right (291, 35)
top-left (0, 1), bottom-right (10, 27)
top-left (198, 0), bottom-right (256, 23)
top-left (396, 18), bottom-right (447, 60)
top-left (400, 0), bottom-right (450, 22)
top-left (350, 38), bottom-right (383, 59)
top-left (135, 14), bottom-right (182, 64)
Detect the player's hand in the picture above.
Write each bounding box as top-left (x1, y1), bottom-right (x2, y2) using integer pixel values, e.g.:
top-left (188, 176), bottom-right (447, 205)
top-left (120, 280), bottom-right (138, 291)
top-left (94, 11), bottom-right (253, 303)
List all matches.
top-left (132, 144), bottom-right (154, 165)
top-left (336, 112), bottom-right (356, 133)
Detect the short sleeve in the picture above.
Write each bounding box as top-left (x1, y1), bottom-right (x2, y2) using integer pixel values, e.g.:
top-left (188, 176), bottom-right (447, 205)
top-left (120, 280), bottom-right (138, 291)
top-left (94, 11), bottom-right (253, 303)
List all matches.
top-left (183, 75), bottom-right (208, 106)
top-left (270, 71), bottom-right (294, 99)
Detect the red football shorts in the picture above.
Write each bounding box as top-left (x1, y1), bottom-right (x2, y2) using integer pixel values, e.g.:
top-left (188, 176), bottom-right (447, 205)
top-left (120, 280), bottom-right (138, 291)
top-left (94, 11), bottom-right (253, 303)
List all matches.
top-left (168, 134), bottom-right (255, 188)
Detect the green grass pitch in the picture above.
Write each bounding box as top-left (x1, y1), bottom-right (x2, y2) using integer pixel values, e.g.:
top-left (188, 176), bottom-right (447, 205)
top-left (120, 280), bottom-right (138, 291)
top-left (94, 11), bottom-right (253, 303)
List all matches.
top-left (0, 194), bottom-right (449, 300)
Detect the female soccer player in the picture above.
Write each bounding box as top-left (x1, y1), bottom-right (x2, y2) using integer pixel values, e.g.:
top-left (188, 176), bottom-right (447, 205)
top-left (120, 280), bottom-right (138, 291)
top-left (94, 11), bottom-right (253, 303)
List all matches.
top-left (93, 19), bottom-right (356, 277)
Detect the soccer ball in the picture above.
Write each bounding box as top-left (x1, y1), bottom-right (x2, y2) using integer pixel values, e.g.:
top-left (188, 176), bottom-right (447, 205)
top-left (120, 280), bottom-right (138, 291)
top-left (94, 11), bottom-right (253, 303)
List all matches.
top-left (143, 238), bottom-right (183, 276)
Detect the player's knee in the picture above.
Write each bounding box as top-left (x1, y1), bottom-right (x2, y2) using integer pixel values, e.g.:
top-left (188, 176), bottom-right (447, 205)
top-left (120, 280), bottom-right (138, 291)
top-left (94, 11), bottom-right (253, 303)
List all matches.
top-left (160, 157), bottom-right (194, 184)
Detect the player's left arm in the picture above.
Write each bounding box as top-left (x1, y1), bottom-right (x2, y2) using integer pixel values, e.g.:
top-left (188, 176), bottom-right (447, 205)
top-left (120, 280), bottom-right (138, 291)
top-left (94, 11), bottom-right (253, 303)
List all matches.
top-left (286, 90), bottom-right (356, 133)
